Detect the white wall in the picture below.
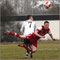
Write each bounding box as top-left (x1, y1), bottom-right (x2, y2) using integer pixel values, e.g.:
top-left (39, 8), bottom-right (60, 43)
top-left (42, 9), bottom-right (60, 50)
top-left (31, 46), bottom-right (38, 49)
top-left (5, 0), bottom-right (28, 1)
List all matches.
top-left (35, 20), bottom-right (60, 40)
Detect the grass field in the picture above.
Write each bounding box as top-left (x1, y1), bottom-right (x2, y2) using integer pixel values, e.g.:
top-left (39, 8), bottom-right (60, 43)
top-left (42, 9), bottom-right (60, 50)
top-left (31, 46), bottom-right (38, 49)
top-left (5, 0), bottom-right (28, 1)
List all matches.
top-left (0, 40), bottom-right (60, 60)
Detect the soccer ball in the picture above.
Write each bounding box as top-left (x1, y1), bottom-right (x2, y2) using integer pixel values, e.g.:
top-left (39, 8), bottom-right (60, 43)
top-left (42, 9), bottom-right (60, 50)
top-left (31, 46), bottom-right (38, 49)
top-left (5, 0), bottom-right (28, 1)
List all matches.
top-left (43, 1), bottom-right (51, 9)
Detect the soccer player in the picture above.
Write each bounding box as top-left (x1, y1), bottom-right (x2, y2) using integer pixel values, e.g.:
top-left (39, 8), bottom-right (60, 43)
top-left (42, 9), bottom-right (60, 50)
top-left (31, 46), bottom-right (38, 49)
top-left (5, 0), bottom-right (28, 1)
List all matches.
top-left (4, 21), bottom-right (56, 58)
top-left (20, 15), bottom-right (36, 58)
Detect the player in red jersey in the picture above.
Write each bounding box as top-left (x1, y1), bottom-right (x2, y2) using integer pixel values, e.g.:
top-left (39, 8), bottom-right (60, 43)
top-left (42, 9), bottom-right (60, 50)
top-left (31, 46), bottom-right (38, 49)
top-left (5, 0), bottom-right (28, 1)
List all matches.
top-left (4, 21), bottom-right (56, 58)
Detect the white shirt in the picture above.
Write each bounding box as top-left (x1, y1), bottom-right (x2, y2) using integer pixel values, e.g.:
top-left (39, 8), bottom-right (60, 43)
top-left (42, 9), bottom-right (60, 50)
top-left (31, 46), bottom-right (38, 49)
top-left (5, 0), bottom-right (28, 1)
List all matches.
top-left (20, 19), bottom-right (36, 35)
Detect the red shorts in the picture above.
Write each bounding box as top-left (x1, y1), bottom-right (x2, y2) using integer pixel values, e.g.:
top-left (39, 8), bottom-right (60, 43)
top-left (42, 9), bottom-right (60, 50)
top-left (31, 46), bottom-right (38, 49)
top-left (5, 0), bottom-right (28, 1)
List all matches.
top-left (26, 33), bottom-right (39, 47)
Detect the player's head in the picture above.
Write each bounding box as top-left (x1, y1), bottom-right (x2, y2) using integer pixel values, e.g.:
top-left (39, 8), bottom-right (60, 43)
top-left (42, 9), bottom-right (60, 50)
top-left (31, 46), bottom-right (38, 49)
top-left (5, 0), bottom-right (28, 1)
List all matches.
top-left (27, 15), bottom-right (33, 20)
top-left (44, 21), bottom-right (49, 29)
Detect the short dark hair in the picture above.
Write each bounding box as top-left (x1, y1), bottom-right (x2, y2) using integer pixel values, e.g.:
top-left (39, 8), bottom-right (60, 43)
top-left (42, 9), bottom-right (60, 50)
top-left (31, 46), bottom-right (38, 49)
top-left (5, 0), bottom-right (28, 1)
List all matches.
top-left (27, 15), bottom-right (32, 19)
top-left (44, 21), bottom-right (49, 24)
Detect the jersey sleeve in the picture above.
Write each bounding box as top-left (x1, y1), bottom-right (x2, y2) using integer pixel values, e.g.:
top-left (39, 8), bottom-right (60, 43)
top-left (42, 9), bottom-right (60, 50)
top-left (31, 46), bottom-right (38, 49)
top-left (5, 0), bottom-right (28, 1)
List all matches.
top-left (34, 22), bottom-right (36, 32)
top-left (48, 29), bottom-right (52, 35)
top-left (20, 21), bottom-right (25, 34)
top-left (36, 26), bottom-right (42, 31)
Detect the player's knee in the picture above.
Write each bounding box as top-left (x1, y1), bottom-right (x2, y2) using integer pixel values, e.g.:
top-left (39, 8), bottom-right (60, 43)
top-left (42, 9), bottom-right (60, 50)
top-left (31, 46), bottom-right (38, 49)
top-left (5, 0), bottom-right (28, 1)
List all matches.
top-left (32, 48), bottom-right (37, 52)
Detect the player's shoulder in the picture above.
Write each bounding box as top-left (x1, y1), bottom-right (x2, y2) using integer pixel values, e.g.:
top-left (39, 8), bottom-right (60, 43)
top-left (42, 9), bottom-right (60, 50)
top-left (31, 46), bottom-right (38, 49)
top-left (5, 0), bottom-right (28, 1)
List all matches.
top-left (48, 27), bottom-right (50, 31)
top-left (28, 20), bottom-right (36, 24)
top-left (37, 25), bottom-right (42, 30)
top-left (24, 20), bottom-right (29, 23)
top-left (23, 21), bottom-right (26, 24)
top-left (22, 21), bottom-right (27, 26)
top-left (23, 21), bottom-right (26, 23)
top-left (32, 21), bottom-right (36, 24)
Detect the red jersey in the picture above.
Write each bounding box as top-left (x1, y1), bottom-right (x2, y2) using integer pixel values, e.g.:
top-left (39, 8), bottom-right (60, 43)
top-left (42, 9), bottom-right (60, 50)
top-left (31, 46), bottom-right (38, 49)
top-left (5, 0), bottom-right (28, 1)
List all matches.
top-left (37, 25), bottom-right (51, 36)
top-left (26, 25), bottom-right (52, 47)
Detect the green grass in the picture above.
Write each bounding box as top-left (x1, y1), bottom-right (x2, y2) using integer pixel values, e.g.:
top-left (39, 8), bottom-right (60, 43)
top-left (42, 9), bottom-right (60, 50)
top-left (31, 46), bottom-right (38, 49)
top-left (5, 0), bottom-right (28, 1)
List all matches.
top-left (0, 40), bottom-right (60, 60)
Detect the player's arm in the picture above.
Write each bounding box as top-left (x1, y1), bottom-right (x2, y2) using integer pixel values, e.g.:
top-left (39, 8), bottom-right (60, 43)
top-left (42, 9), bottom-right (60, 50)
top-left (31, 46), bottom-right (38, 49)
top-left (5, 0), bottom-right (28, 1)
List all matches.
top-left (20, 22), bottom-right (25, 34)
top-left (49, 34), bottom-right (55, 40)
top-left (34, 23), bottom-right (36, 32)
top-left (35, 30), bottom-right (45, 38)
top-left (48, 30), bottom-right (56, 41)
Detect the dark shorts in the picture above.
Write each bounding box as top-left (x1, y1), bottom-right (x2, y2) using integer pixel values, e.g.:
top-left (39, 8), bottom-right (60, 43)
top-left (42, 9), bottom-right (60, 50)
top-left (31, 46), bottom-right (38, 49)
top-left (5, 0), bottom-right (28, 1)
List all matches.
top-left (24, 39), bottom-right (31, 46)
top-left (26, 34), bottom-right (38, 47)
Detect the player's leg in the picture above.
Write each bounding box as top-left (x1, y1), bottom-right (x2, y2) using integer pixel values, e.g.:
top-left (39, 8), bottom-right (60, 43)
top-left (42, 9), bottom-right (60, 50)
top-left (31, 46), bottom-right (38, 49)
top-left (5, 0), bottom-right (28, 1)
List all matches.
top-left (29, 44), bottom-right (37, 58)
top-left (22, 39), bottom-right (30, 58)
top-left (4, 31), bottom-right (37, 58)
top-left (18, 39), bottom-right (31, 54)
top-left (24, 39), bottom-right (30, 58)
top-left (19, 43), bottom-right (37, 58)
top-left (4, 31), bottom-right (33, 53)
top-left (4, 31), bottom-right (26, 39)
top-left (18, 44), bottom-right (37, 58)
top-left (21, 44), bottom-right (37, 58)
top-left (31, 44), bottom-right (37, 53)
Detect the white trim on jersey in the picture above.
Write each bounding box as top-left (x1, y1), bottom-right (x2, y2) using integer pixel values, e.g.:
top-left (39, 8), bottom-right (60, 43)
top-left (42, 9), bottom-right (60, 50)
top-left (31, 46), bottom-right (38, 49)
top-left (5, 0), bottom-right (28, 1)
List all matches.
top-left (48, 30), bottom-right (52, 35)
top-left (37, 26), bottom-right (42, 30)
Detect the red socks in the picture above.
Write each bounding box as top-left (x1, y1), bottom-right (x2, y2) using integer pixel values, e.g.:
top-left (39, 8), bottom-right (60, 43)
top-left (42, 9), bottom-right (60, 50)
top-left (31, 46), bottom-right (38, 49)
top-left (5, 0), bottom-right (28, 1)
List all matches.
top-left (16, 33), bottom-right (20, 37)
top-left (9, 32), bottom-right (15, 35)
top-left (23, 44), bottom-right (33, 52)
top-left (23, 44), bottom-right (29, 51)
top-left (9, 32), bottom-right (20, 37)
